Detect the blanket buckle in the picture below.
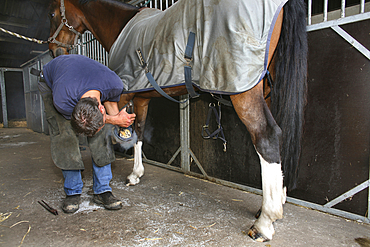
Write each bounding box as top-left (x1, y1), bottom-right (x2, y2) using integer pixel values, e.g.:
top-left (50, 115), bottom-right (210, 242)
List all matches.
top-left (185, 57), bottom-right (193, 67)
top-left (136, 49), bottom-right (148, 73)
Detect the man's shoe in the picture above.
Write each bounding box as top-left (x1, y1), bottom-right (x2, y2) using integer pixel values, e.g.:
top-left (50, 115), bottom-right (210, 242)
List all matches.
top-left (93, 191), bottom-right (122, 210)
top-left (62, 194), bottom-right (81, 213)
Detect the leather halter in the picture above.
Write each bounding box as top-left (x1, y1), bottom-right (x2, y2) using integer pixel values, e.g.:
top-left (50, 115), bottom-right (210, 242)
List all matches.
top-left (48, 0), bottom-right (82, 50)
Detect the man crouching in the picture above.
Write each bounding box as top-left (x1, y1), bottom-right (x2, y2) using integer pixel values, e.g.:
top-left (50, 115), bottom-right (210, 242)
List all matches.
top-left (39, 54), bottom-right (135, 213)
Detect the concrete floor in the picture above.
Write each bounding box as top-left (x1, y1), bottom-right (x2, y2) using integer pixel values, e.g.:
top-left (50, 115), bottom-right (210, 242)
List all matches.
top-left (0, 127), bottom-right (369, 247)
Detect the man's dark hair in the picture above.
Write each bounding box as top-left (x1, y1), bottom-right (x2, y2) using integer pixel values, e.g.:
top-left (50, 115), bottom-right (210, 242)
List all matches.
top-left (71, 97), bottom-right (104, 137)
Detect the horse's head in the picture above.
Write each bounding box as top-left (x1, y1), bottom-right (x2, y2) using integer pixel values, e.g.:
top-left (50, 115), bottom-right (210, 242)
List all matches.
top-left (48, 0), bottom-right (86, 58)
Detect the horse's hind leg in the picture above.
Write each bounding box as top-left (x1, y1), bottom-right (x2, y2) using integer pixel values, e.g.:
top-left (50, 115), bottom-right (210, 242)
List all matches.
top-left (230, 84), bottom-right (286, 242)
top-left (126, 97), bottom-right (151, 186)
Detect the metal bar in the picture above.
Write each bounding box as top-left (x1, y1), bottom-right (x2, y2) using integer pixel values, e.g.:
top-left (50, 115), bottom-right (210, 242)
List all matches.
top-left (189, 148), bottom-right (208, 177)
top-left (93, 35), bottom-right (96, 58)
top-left (180, 95), bottom-right (190, 172)
top-left (106, 51), bottom-right (109, 66)
top-left (81, 34), bottom-right (85, 56)
top-left (85, 33), bottom-right (89, 56)
top-left (20, 51), bottom-right (49, 67)
top-left (89, 34), bottom-right (93, 57)
top-left (86, 33), bottom-right (90, 56)
top-left (331, 25), bottom-right (370, 60)
top-left (96, 39), bottom-right (100, 61)
top-left (88, 33), bottom-right (92, 58)
top-left (0, 68), bottom-right (22, 72)
top-left (128, 0), bottom-right (146, 5)
top-left (323, 0), bottom-right (328, 22)
top-left (101, 46), bottom-right (104, 65)
top-left (144, 158), bottom-right (186, 173)
top-left (102, 48), bottom-right (105, 65)
top-left (324, 180), bottom-right (369, 208)
top-left (93, 39), bottom-right (97, 61)
top-left (341, 0), bottom-right (346, 18)
top-left (101, 44), bottom-right (105, 65)
top-left (36, 60), bottom-right (45, 133)
top-left (166, 147), bottom-right (181, 166)
top-left (287, 197), bottom-right (369, 224)
top-left (307, 12), bottom-right (370, 32)
top-left (97, 40), bottom-right (100, 62)
top-left (89, 35), bottom-right (93, 58)
top-left (0, 68), bottom-right (8, 128)
top-left (307, 0), bottom-right (312, 25)
top-left (99, 41), bottom-right (102, 63)
top-left (360, 0), bottom-right (365, 13)
top-left (77, 37), bottom-right (82, 55)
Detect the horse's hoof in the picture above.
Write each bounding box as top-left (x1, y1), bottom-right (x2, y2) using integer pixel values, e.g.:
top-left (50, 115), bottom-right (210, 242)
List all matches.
top-left (125, 178), bottom-right (139, 186)
top-left (248, 226), bottom-right (270, 242)
top-left (126, 174), bottom-right (143, 186)
top-left (255, 209), bottom-right (261, 219)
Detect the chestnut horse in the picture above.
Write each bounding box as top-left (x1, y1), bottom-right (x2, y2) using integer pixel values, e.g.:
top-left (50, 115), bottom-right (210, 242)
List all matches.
top-left (48, 0), bottom-right (307, 242)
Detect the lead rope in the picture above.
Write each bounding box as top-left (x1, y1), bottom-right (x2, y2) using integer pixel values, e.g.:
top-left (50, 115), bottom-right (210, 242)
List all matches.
top-left (0, 27), bottom-right (48, 45)
top-left (1, 0), bottom-right (81, 48)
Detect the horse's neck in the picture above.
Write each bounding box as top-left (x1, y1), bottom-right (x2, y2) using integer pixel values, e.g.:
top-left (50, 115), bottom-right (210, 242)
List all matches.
top-left (80, 0), bottom-right (139, 52)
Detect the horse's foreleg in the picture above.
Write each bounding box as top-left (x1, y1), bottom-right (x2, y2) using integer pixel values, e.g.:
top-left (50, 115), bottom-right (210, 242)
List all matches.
top-left (231, 87), bottom-right (285, 242)
top-left (118, 93), bottom-right (135, 109)
top-left (126, 97), bottom-right (150, 186)
top-left (126, 141), bottom-right (144, 186)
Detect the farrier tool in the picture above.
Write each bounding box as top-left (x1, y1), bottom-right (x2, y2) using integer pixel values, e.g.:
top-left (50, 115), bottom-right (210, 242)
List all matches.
top-left (38, 200), bottom-right (58, 215)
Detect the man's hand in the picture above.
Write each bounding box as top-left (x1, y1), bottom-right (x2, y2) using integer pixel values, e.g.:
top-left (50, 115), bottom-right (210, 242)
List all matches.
top-left (116, 107), bottom-right (136, 127)
top-left (104, 101), bottom-right (136, 127)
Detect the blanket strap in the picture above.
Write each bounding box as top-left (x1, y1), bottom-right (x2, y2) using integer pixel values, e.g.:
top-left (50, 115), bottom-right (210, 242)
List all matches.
top-left (184, 32), bottom-right (199, 98)
top-left (264, 70), bottom-right (274, 100)
top-left (136, 49), bottom-right (188, 104)
top-left (135, 31), bottom-right (198, 104)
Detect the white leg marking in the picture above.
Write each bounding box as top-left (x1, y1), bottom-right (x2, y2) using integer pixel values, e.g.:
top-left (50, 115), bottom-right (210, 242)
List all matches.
top-left (126, 141), bottom-right (144, 186)
top-left (253, 152), bottom-right (286, 240)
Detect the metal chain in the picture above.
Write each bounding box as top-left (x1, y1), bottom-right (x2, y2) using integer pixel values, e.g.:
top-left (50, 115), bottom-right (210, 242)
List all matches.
top-left (0, 27), bottom-right (48, 45)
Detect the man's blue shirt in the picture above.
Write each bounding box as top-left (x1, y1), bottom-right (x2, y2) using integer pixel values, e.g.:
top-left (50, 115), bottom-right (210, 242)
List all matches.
top-left (43, 54), bottom-right (123, 119)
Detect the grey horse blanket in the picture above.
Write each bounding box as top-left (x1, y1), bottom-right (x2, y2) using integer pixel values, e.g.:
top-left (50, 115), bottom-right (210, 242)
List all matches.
top-left (108, 0), bottom-right (287, 94)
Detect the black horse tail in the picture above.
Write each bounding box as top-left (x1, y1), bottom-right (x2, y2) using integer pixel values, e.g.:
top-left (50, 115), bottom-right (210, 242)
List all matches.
top-left (271, 0), bottom-right (308, 190)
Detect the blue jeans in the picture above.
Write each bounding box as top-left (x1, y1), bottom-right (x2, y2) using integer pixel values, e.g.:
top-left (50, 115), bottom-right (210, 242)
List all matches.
top-left (62, 160), bottom-right (112, 195)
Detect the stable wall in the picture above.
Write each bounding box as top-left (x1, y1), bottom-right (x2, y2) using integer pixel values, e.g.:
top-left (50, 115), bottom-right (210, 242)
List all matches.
top-left (290, 19), bottom-right (370, 216)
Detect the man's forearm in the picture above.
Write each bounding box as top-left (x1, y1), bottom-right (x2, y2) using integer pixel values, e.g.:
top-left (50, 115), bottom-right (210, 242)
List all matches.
top-left (104, 102), bottom-right (123, 126)
top-left (104, 101), bottom-right (134, 127)
top-left (103, 101), bottom-right (120, 116)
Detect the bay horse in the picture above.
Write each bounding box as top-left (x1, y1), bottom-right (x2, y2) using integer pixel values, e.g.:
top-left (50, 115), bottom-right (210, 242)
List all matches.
top-left (48, 0), bottom-right (307, 242)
